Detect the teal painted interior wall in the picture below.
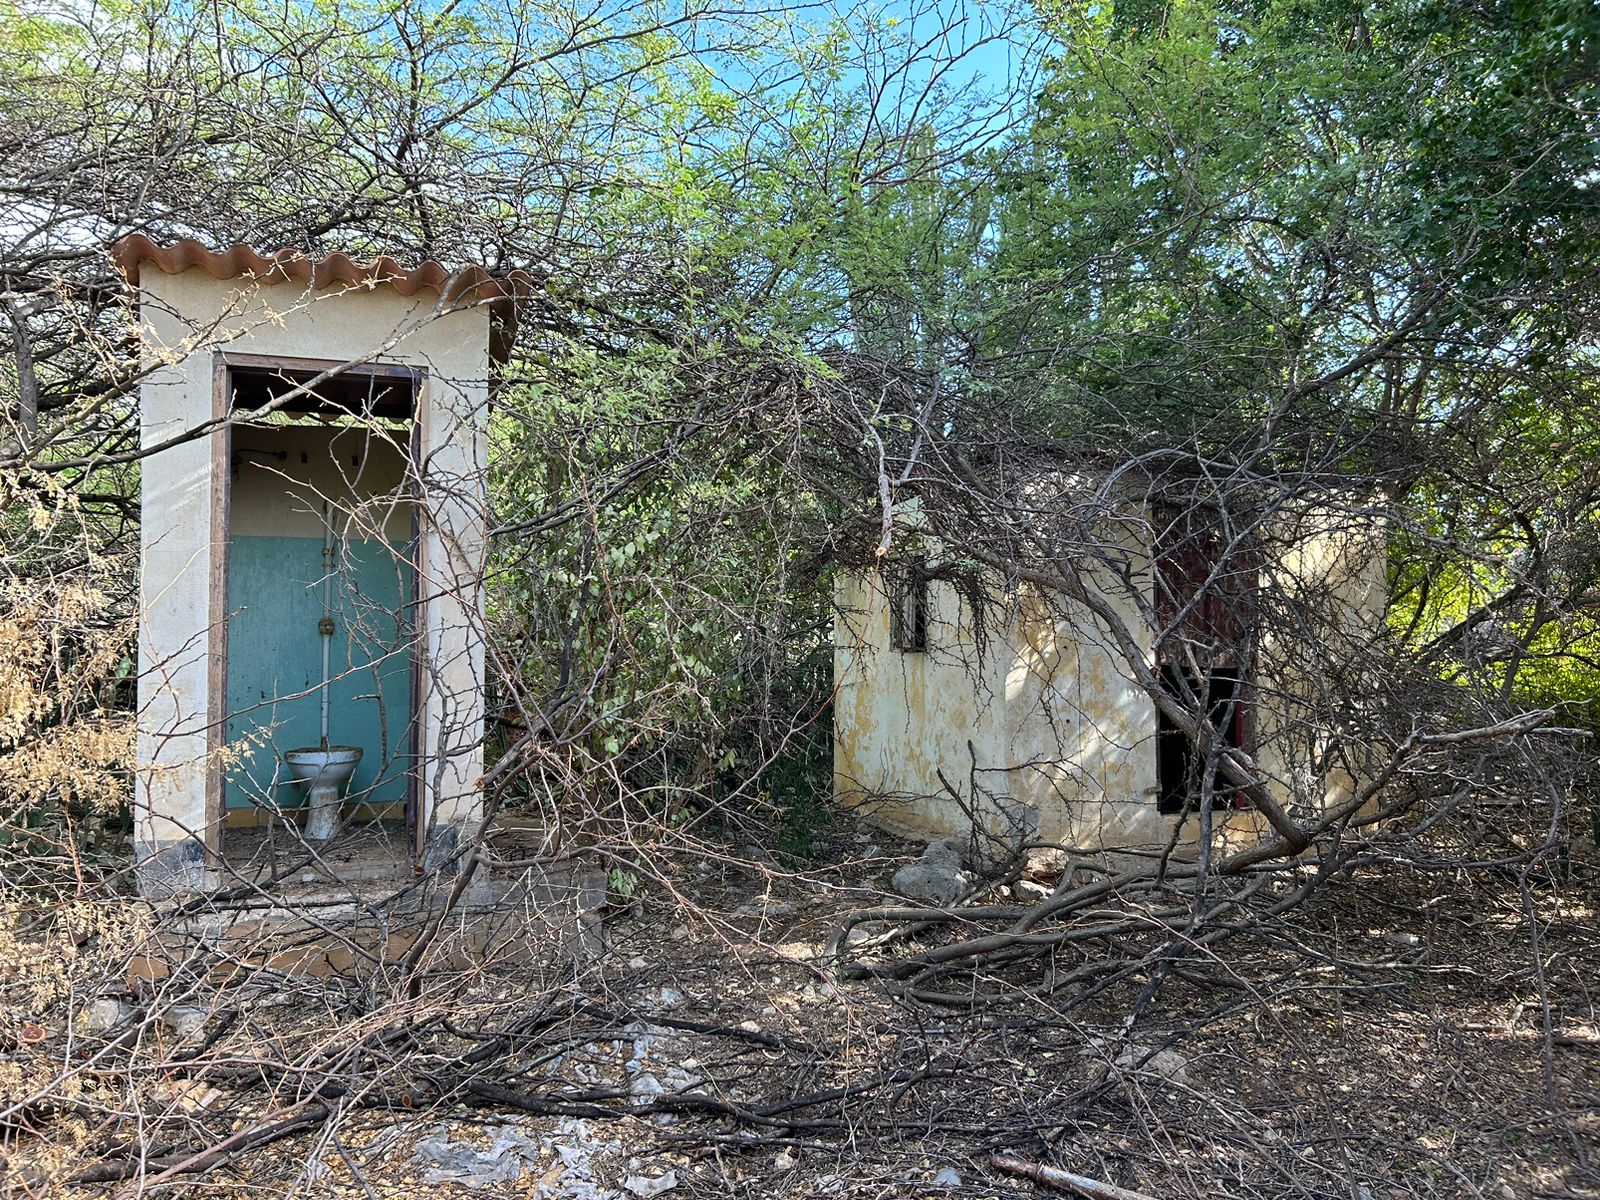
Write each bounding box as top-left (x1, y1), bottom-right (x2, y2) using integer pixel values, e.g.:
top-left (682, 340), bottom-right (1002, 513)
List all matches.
top-left (224, 535), bottom-right (415, 810)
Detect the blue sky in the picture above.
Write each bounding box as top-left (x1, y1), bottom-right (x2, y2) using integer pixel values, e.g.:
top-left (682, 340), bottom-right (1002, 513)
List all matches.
top-left (699, 0), bottom-right (1051, 151)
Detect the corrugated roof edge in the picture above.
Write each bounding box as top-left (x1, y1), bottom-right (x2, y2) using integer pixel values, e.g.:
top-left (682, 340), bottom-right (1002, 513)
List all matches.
top-left (110, 233), bottom-right (534, 364)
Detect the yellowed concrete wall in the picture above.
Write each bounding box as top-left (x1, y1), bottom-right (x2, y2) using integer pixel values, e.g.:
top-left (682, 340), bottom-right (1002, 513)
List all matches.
top-left (1251, 514), bottom-right (1389, 820)
top-left (1010, 590), bottom-right (1203, 852)
top-left (834, 514), bottom-right (1385, 858)
top-left (835, 568), bottom-right (1229, 856)
top-left (134, 267), bottom-right (490, 890)
top-left (833, 569), bottom-right (1015, 836)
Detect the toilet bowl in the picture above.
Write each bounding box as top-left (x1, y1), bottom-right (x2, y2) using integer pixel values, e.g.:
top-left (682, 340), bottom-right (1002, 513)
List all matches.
top-left (283, 746), bottom-right (363, 841)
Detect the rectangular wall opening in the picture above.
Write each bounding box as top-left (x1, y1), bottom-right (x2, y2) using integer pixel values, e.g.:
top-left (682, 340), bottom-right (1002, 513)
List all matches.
top-left (1153, 505), bottom-right (1258, 816)
top-left (1156, 664), bottom-right (1247, 814)
top-left (216, 358), bottom-right (423, 880)
top-left (889, 562), bottom-right (931, 653)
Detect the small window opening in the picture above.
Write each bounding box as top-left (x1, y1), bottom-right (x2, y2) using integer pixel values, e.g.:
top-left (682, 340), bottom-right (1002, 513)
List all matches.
top-left (229, 363), bottom-right (416, 425)
top-left (889, 563), bottom-right (930, 653)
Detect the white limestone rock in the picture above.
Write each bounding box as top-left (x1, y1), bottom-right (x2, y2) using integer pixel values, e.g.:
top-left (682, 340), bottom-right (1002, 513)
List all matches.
top-left (890, 860), bottom-right (968, 905)
top-left (623, 1170), bottom-right (678, 1197)
top-left (84, 998), bottom-right (133, 1034)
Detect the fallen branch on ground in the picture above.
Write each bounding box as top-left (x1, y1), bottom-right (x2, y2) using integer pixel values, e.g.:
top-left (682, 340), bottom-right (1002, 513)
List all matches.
top-left (990, 1152), bottom-right (1160, 1200)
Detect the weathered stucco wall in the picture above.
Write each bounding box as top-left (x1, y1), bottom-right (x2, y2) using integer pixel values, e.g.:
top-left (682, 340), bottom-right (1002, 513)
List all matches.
top-left (1250, 515), bottom-right (1390, 821)
top-left (835, 564), bottom-right (1200, 855)
top-left (134, 267), bottom-right (489, 890)
top-left (834, 515), bottom-right (1385, 858)
top-left (833, 569), bottom-right (1015, 836)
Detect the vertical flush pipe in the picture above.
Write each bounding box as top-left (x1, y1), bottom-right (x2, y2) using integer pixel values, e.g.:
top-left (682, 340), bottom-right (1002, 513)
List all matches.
top-left (319, 501), bottom-right (335, 750)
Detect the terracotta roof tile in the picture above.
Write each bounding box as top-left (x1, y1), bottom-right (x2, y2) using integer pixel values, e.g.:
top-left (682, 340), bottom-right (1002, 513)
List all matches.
top-left (111, 234), bottom-right (532, 362)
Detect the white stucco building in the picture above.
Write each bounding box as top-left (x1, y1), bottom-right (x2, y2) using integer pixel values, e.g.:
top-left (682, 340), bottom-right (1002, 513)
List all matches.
top-left (833, 500), bottom-right (1386, 858)
top-left (115, 235), bottom-right (517, 893)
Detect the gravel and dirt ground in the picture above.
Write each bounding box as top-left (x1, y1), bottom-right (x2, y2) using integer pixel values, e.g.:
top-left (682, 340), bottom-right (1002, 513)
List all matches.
top-left (77, 812), bottom-right (1593, 1200)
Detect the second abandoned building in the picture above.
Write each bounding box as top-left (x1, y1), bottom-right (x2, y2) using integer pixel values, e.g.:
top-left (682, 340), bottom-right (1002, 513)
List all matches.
top-left (833, 491), bottom-right (1386, 861)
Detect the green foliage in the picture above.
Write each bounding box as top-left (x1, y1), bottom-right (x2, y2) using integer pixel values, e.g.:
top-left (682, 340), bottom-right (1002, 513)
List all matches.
top-left (605, 865), bottom-right (641, 904)
top-left (853, 0), bottom-right (1600, 737)
top-left (485, 337), bottom-right (837, 820)
top-left (1390, 384), bottom-right (1600, 730)
top-left (962, 0), bottom-right (1600, 451)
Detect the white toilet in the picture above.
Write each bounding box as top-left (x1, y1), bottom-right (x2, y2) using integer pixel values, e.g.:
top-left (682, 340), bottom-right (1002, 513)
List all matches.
top-left (283, 745), bottom-right (363, 841)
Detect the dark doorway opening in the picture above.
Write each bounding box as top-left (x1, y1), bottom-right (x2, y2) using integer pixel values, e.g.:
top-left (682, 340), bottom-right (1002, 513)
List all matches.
top-left (1153, 505), bottom-right (1258, 815)
top-left (1156, 664), bottom-right (1247, 814)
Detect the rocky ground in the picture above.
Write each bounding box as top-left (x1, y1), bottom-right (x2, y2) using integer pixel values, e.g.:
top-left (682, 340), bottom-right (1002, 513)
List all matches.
top-left (26, 814), bottom-right (1600, 1199)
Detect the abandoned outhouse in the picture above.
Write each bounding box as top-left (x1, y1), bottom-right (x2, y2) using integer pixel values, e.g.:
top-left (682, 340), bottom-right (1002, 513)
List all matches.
top-left (116, 236), bottom-right (513, 894)
top-left (833, 499), bottom-right (1386, 857)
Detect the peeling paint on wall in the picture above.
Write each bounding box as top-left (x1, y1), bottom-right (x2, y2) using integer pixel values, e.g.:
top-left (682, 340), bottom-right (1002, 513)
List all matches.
top-left (833, 517), bottom-right (1385, 858)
